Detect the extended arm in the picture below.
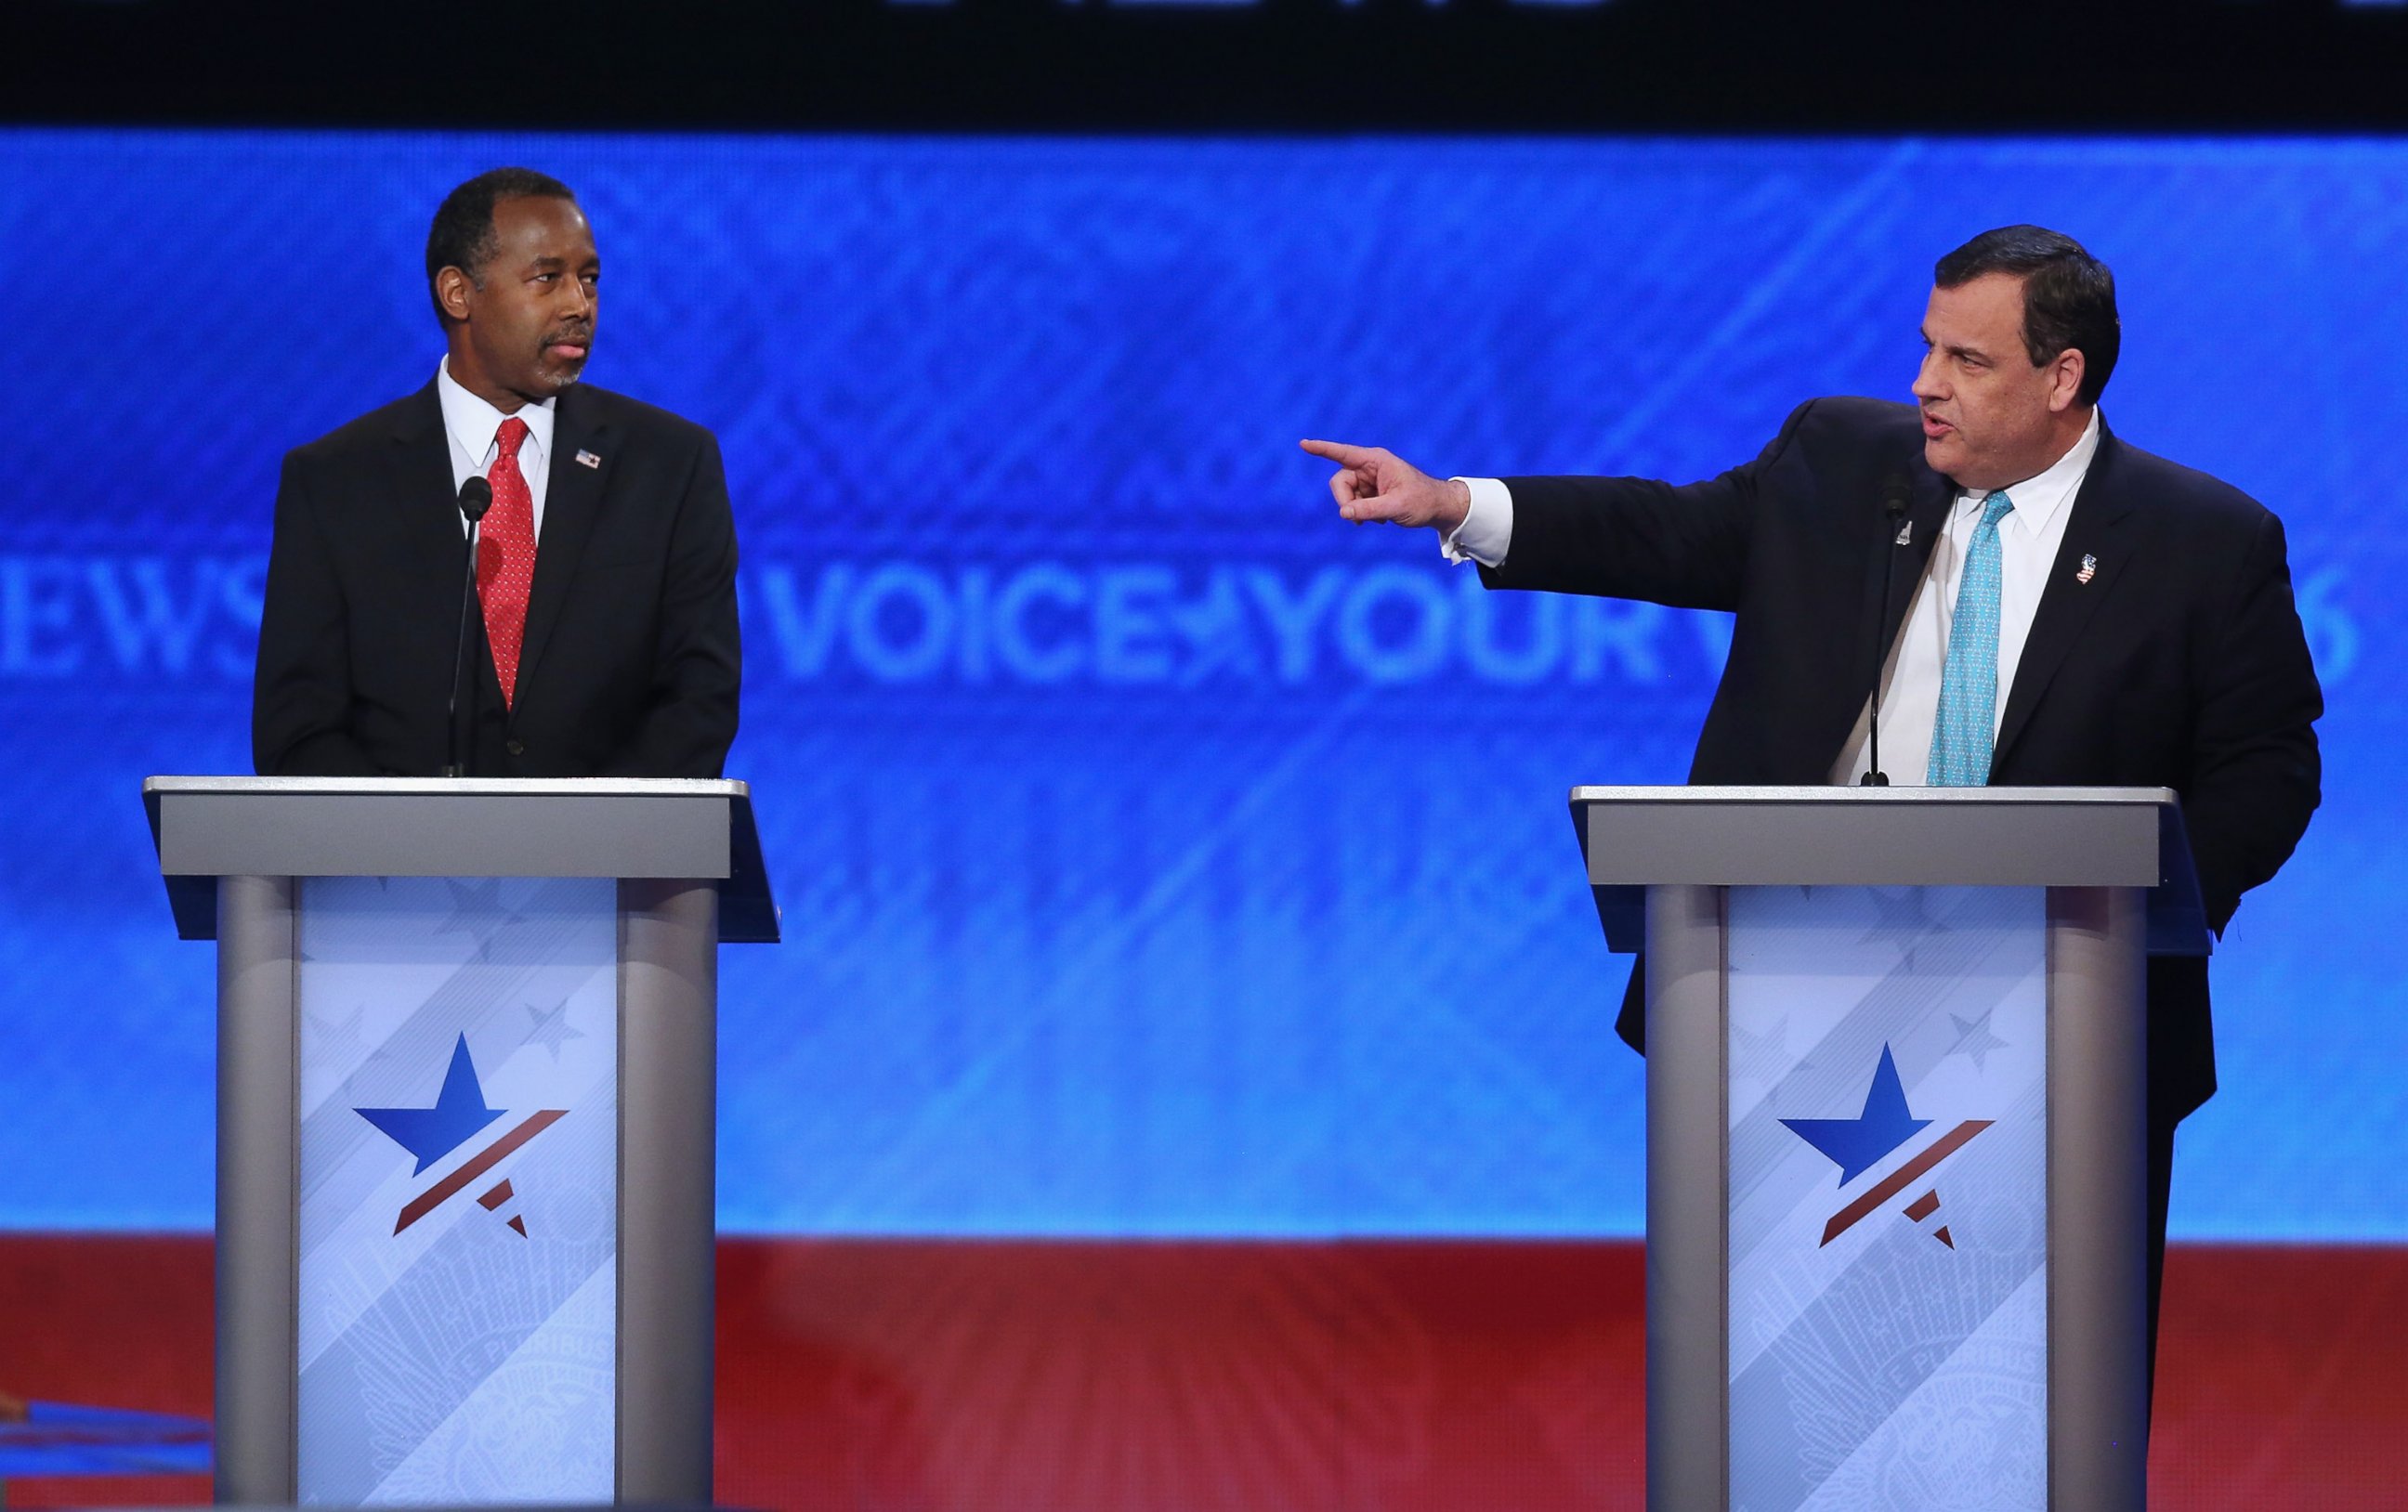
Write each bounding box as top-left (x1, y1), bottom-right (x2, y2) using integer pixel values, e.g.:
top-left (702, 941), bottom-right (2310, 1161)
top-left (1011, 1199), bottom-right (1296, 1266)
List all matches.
top-left (1478, 401), bottom-right (1820, 611)
top-left (1308, 399), bottom-right (1815, 614)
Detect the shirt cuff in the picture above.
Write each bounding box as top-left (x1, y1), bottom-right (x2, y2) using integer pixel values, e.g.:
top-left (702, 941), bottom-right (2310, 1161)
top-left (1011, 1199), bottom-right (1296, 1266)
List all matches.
top-left (1441, 476), bottom-right (1514, 567)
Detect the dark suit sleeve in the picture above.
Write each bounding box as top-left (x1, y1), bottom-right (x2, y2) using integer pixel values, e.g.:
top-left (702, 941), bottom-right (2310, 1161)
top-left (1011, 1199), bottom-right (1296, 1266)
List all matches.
top-left (253, 450), bottom-right (384, 776)
top-left (1475, 398), bottom-right (1818, 610)
top-left (2186, 509), bottom-right (2323, 932)
top-left (598, 433), bottom-right (741, 778)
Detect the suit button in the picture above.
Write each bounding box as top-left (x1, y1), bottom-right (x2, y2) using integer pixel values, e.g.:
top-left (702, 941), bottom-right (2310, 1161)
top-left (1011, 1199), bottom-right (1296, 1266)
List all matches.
top-left (505, 739), bottom-right (525, 757)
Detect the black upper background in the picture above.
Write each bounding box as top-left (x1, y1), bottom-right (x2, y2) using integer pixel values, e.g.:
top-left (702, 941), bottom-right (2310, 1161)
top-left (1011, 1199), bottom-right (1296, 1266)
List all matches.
top-left (10, 0), bottom-right (2408, 134)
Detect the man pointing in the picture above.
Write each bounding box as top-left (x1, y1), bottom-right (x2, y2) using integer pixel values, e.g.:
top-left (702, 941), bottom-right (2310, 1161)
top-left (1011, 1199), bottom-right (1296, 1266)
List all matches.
top-left (1307, 224), bottom-right (2322, 1377)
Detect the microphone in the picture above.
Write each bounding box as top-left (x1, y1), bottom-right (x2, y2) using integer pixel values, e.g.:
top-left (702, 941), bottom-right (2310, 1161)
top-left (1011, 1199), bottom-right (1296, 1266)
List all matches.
top-left (1860, 472), bottom-right (1913, 788)
top-left (442, 476), bottom-right (494, 779)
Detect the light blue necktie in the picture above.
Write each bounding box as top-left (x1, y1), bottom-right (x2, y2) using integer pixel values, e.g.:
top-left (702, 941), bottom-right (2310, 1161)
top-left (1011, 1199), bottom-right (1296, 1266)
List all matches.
top-left (1927, 489), bottom-right (2016, 786)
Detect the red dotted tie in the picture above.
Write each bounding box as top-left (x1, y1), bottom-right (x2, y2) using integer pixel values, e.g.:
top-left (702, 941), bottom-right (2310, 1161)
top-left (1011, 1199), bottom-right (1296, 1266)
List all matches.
top-left (478, 417), bottom-right (537, 709)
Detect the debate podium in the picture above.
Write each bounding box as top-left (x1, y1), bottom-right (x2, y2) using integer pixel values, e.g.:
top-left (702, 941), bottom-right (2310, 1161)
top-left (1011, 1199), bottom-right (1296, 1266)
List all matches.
top-left (1573, 785), bottom-right (2206, 1512)
top-left (144, 776), bottom-right (779, 1506)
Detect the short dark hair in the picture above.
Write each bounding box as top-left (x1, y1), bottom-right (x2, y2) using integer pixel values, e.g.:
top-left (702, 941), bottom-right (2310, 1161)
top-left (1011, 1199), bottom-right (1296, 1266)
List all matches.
top-left (1934, 225), bottom-right (2119, 408)
top-left (425, 167), bottom-right (578, 324)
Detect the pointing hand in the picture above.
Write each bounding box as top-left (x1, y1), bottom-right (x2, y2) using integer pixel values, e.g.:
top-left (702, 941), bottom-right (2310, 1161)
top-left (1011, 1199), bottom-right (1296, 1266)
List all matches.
top-left (1301, 439), bottom-right (1472, 535)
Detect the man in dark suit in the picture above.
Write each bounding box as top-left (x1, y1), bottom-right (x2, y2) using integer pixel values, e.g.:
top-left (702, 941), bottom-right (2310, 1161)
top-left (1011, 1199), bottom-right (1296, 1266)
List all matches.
top-left (254, 167), bottom-right (739, 779)
top-left (1304, 225), bottom-right (2322, 1370)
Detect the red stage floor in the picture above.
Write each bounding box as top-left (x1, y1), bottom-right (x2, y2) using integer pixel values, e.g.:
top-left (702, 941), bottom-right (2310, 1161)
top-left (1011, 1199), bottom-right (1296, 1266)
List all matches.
top-left (2, 1236), bottom-right (2401, 1508)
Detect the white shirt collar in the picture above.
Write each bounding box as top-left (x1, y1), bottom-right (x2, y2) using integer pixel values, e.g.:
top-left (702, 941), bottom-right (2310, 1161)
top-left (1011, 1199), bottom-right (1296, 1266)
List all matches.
top-left (1956, 407), bottom-right (2102, 536)
top-left (436, 356), bottom-right (557, 470)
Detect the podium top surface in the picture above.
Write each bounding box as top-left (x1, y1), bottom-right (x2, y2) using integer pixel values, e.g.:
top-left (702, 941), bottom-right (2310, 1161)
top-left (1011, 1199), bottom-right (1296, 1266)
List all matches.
top-left (144, 776), bottom-right (779, 944)
top-left (1567, 785), bottom-right (2206, 953)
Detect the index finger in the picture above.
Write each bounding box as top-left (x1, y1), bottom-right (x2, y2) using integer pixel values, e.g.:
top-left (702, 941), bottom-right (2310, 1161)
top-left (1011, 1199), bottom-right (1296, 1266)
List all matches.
top-left (1300, 437), bottom-right (1378, 467)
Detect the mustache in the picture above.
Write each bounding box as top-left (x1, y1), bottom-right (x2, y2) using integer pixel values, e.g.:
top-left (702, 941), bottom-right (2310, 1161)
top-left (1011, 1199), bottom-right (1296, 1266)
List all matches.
top-left (542, 326), bottom-right (594, 348)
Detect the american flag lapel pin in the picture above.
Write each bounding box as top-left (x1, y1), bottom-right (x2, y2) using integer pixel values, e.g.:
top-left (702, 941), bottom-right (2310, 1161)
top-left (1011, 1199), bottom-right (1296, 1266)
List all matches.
top-left (2075, 553), bottom-right (2097, 585)
top-left (575, 449), bottom-right (601, 470)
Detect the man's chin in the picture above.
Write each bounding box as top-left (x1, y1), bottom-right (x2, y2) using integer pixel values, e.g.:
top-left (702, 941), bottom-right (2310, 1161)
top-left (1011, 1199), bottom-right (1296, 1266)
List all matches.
top-left (1922, 435), bottom-right (1961, 479)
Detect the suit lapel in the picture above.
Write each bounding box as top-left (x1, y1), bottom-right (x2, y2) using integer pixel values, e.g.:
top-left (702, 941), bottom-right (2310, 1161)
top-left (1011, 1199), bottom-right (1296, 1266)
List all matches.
top-left (515, 385), bottom-right (614, 706)
top-left (1850, 463), bottom-right (1953, 720)
top-left (1880, 466), bottom-right (1956, 652)
top-left (1828, 461), bottom-right (1954, 768)
top-left (389, 382), bottom-right (473, 642)
top-left (1991, 428), bottom-right (2140, 772)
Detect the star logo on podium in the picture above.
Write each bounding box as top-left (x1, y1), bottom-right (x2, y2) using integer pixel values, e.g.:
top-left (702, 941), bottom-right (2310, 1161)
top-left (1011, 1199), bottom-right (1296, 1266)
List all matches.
top-left (1946, 1010), bottom-right (2009, 1072)
top-left (1782, 1043), bottom-right (1992, 1249)
top-left (356, 1034), bottom-right (566, 1238)
top-left (435, 880), bottom-right (525, 960)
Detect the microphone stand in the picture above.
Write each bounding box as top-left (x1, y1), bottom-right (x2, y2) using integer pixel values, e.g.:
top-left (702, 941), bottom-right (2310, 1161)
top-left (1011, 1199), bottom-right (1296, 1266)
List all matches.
top-left (443, 476), bottom-right (494, 779)
top-left (1860, 474), bottom-right (1913, 787)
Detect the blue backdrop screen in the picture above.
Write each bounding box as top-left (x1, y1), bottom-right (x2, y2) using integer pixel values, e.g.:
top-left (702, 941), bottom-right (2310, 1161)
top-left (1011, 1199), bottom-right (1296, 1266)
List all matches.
top-left (0, 132), bottom-right (2395, 1240)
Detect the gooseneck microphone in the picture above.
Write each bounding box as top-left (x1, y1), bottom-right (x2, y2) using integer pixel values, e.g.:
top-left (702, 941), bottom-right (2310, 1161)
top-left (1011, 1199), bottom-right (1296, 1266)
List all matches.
top-left (1860, 472), bottom-right (1914, 788)
top-left (442, 476), bottom-right (494, 779)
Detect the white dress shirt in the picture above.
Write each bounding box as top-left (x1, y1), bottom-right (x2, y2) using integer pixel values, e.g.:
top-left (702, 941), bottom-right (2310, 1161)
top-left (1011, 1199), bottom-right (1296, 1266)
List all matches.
top-left (436, 357), bottom-right (556, 540)
top-left (1440, 409), bottom-right (2103, 786)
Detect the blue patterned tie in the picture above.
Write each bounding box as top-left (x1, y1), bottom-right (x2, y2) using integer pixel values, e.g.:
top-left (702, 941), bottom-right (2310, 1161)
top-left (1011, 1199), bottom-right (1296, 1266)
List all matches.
top-left (1927, 489), bottom-right (2016, 786)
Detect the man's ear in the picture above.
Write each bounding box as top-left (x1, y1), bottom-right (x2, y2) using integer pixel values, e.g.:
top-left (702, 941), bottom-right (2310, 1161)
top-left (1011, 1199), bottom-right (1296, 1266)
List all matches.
top-left (435, 266), bottom-right (477, 324)
top-left (2047, 347), bottom-right (2087, 413)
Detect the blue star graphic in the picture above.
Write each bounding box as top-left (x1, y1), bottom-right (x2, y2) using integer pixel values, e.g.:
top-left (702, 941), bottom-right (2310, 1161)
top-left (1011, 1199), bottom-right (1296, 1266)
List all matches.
top-left (436, 879), bottom-right (524, 961)
top-left (1859, 888), bottom-right (1944, 958)
top-left (523, 998), bottom-right (586, 1062)
top-left (355, 1034), bottom-right (506, 1174)
top-left (1170, 574), bottom-right (1264, 685)
top-left (1780, 1043), bottom-right (1930, 1185)
top-left (1947, 1010), bottom-right (2009, 1072)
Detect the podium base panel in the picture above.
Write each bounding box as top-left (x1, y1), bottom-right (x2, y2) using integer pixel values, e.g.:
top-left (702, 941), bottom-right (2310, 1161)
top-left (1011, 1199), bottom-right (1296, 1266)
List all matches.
top-left (1643, 882), bottom-right (2148, 1512)
top-left (211, 873), bottom-right (720, 1507)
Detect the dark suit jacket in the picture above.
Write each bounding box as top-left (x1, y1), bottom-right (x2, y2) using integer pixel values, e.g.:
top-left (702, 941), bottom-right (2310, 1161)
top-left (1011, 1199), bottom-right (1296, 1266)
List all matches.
top-left (254, 379), bottom-right (740, 779)
top-left (1483, 396), bottom-right (2323, 1124)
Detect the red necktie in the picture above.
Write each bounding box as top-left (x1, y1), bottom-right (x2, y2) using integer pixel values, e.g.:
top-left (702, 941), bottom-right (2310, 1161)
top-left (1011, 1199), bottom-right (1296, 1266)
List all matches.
top-left (478, 416), bottom-right (537, 708)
